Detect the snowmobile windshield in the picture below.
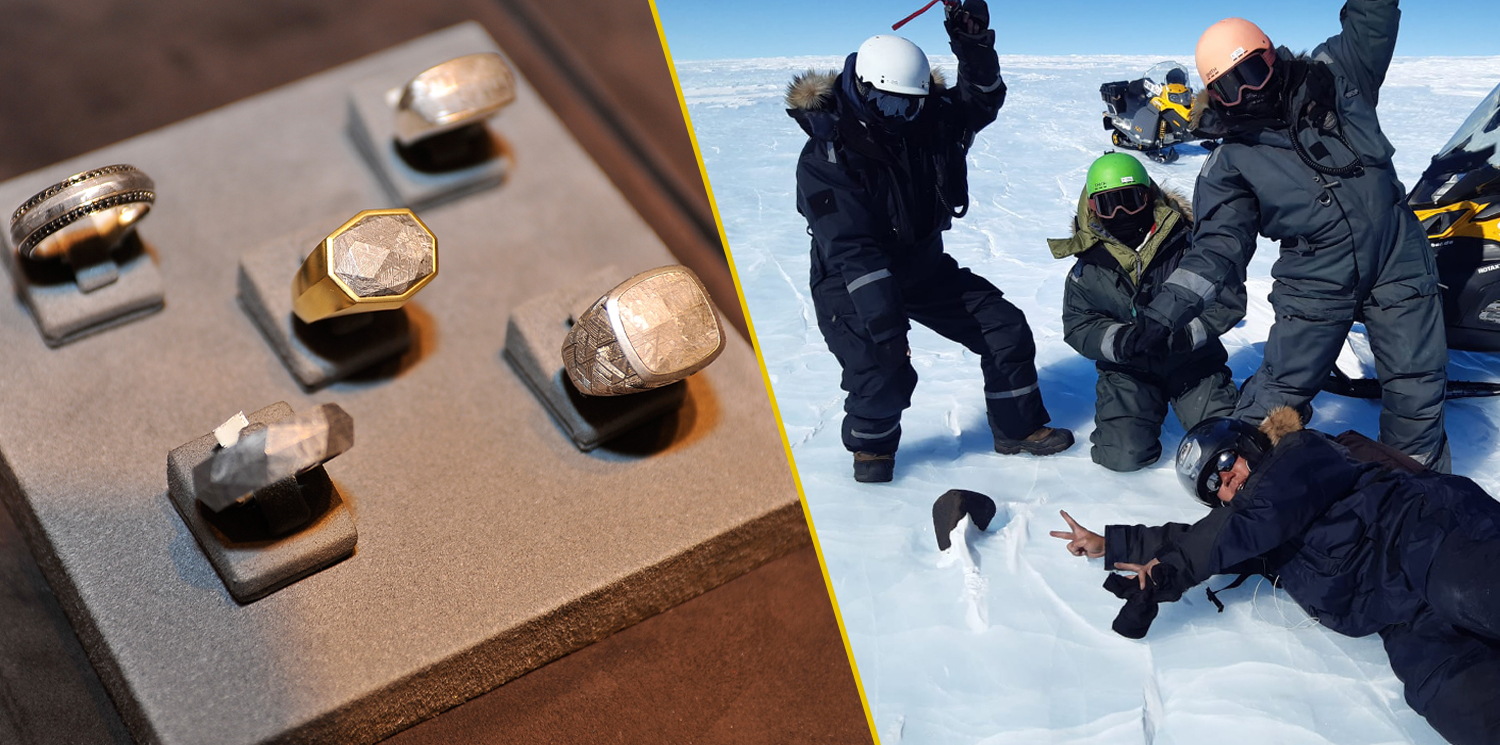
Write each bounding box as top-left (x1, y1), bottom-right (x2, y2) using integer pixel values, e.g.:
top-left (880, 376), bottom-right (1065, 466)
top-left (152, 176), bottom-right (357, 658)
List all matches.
top-left (1144, 62), bottom-right (1191, 95)
top-left (1409, 82), bottom-right (1500, 208)
top-left (1208, 49), bottom-right (1276, 107)
top-left (1089, 185), bottom-right (1151, 219)
top-left (862, 84), bottom-right (925, 121)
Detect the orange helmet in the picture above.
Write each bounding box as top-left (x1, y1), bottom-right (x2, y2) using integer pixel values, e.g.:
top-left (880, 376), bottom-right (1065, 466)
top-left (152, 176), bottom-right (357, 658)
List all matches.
top-left (1196, 18), bottom-right (1273, 86)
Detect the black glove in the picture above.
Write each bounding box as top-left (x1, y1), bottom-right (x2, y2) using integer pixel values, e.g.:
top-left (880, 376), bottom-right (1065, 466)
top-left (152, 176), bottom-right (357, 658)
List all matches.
top-left (874, 337), bottom-right (910, 367)
top-left (1102, 562), bottom-right (1185, 639)
top-left (1114, 317), bottom-right (1171, 364)
top-left (1167, 326), bottom-right (1197, 356)
top-left (945, 0), bottom-right (989, 36)
top-left (1103, 573), bottom-right (1159, 639)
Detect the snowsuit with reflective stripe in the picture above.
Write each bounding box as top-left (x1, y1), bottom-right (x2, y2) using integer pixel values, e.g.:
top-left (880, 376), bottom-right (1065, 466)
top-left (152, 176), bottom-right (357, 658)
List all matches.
top-left (1049, 189), bottom-right (1244, 471)
top-left (788, 24), bottom-right (1047, 454)
top-left (1104, 424), bottom-right (1500, 745)
top-left (1141, 0), bottom-right (1450, 471)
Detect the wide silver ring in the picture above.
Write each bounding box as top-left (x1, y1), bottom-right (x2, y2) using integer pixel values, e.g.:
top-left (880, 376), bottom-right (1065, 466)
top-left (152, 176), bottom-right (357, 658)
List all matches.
top-left (9, 164), bottom-right (156, 262)
top-left (393, 53), bottom-right (516, 146)
top-left (562, 265), bottom-right (726, 396)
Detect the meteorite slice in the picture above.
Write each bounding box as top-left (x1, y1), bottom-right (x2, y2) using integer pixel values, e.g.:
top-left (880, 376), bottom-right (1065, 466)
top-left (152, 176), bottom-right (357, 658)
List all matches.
top-left (193, 403), bottom-right (355, 512)
top-left (331, 211), bottom-right (435, 298)
top-left (617, 269), bottom-right (722, 377)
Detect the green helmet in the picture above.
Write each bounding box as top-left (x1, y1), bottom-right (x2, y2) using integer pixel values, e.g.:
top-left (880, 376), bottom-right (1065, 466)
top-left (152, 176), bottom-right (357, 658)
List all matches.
top-left (1085, 152), bottom-right (1151, 196)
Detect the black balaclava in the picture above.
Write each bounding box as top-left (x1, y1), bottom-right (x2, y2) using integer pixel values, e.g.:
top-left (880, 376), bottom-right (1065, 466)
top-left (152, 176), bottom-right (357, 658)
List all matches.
top-left (1102, 207), bottom-right (1155, 249)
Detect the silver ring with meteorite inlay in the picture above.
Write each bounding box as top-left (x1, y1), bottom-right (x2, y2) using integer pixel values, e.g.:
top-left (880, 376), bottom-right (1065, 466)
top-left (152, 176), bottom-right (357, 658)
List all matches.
top-left (562, 265), bottom-right (726, 396)
top-left (393, 53), bottom-right (516, 146)
top-left (9, 165), bottom-right (156, 262)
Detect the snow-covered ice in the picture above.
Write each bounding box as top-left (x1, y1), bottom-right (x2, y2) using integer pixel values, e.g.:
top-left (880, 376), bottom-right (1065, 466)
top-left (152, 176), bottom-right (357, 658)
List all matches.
top-left (678, 53), bottom-right (1500, 744)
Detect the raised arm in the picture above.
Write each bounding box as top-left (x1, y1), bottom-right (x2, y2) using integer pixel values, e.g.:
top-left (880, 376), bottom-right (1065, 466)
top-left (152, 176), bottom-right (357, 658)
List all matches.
top-left (1321, 0), bottom-right (1401, 104)
top-left (945, 0), bottom-right (1006, 134)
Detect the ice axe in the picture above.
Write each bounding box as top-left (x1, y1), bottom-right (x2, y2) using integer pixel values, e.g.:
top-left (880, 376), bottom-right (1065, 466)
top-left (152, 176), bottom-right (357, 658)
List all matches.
top-left (892, 0), bottom-right (958, 30)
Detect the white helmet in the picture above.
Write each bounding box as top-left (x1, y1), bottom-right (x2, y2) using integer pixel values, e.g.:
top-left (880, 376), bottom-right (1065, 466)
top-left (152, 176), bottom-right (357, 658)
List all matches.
top-left (855, 35), bottom-right (930, 96)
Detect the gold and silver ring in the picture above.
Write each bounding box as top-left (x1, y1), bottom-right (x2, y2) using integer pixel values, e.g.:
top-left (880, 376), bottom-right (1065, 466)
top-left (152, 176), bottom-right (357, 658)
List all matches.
top-left (9, 164), bottom-right (156, 262)
top-left (291, 208), bottom-right (438, 324)
top-left (562, 265), bottom-right (725, 396)
top-left (393, 53), bottom-right (516, 146)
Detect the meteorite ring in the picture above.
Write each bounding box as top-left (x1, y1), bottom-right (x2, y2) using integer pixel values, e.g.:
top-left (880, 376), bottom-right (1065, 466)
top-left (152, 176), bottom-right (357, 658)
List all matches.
top-left (9, 164), bottom-right (156, 262)
top-left (393, 52), bottom-right (516, 146)
top-left (562, 265), bottom-right (725, 396)
top-left (193, 403), bottom-right (354, 513)
top-left (292, 208), bottom-right (438, 324)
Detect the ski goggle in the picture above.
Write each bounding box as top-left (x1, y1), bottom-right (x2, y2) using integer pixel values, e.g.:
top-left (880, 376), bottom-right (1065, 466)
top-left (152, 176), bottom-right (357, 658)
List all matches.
top-left (863, 85), bottom-right (925, 121)
top-left (1089, 185), bottom-right (1151, 219)
top-left (1208, 48), bottom-right (1278, 107)
top-left (1203, 451), bottom-right (1240, 493)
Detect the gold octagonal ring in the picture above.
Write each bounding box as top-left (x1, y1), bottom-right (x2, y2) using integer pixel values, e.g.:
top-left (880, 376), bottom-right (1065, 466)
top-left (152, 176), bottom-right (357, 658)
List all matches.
top-left (291, 208), bottom-right (438, 324)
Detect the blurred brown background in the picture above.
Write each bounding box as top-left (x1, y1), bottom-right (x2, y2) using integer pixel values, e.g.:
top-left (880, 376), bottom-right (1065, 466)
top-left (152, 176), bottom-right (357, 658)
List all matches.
top-left (0, 0), bottom-right (872, 742)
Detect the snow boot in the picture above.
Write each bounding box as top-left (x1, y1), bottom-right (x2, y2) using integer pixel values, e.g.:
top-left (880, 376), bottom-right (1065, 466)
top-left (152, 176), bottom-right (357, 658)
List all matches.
top-left (853, 451), bottom-right (895, 483)
top-left (994, 426), bottom-right (1074, 456)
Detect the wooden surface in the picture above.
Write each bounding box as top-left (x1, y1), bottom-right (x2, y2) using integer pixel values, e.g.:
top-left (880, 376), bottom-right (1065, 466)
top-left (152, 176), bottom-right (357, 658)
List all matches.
top-left (0, 2), bottom-right (869, 743)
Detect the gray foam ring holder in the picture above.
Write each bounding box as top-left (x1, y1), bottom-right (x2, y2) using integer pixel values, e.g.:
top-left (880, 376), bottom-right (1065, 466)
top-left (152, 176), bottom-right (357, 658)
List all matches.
top-left (347, 63), bottom-right (510, 210)
top-left (0, 22), bottom-right (804, 745)
top-left (166, 401), bottom-right (357, 603)
top-left (238, 226), bottom-right (413, 390)
top-left (504, 266), bottom-right (689, 451)
top-left (3, 233), bottom-right (165, 347)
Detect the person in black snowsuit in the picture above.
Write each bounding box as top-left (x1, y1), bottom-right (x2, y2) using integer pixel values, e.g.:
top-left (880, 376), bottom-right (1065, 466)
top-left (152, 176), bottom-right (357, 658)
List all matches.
top-left (1051, 408), bottom-right (1500, 745)
top-left (1115, 0), bottom-right (1452, 472)
top-left (1050, 160), bottom-right (1245, 471)
top-left (787, 0), bottom-right (1072, 482)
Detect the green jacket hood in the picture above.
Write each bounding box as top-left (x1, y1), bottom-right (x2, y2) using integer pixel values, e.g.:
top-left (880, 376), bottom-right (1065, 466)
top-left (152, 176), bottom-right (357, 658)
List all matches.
top-left (1046, 185), bottom-right (1192, 275)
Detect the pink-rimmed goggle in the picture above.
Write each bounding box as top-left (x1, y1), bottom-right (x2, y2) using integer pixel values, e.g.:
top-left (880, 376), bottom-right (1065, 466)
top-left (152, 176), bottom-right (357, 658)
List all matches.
top-left (1208, 48), bottom-right (1278, 107)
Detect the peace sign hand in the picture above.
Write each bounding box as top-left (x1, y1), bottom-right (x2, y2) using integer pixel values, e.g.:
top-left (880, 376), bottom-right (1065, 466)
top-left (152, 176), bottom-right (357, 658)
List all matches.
top-left (1050, 510), bottom-right (1105, 558)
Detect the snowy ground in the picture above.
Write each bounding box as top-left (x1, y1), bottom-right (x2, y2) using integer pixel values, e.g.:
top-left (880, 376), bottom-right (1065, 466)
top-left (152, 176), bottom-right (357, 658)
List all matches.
top-left (678, 53), bottom-right (1500, 745)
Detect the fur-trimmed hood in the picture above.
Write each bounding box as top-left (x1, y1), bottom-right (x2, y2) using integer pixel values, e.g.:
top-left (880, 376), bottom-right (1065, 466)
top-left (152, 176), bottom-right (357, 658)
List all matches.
top-left (1045, 184), bottom-right (1193, 275)
top-left (1259, 406), bottom-right (1304, 446)
top-left (786, 54), bottom-right (948, 141)
top-left (784, 67), bottom-right (947, 112)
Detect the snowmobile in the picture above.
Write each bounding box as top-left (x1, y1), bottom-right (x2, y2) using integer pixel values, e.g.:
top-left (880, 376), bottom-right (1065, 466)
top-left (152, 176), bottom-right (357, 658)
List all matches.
top-left (1409, 80), bottom-right (1500, 352)
top-left (1100, 62), bottom-right (1197, 163)
top-left (1322, 82), bottom-right (1500, 400)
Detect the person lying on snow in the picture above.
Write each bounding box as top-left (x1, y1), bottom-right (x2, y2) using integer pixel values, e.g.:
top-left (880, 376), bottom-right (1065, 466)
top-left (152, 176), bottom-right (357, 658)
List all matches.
top-left (1051, 408), bottom-right (1500, 745)
top-left (1049, 152), bottom-right (1245, 472)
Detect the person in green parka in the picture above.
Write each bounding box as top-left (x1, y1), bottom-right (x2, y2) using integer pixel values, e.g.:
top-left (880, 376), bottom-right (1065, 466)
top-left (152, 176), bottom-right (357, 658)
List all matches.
top-left (1048, 153), bottom-right (1246, 471)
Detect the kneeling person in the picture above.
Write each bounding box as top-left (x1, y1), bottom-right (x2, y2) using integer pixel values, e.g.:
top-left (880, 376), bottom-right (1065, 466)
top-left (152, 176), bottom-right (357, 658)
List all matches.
top-left (1049, 153), bottom-right (1244, 471)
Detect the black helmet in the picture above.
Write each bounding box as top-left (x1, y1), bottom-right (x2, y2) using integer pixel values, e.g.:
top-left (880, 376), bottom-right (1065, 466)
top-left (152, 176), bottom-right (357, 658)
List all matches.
top-left (1175, 418), bottom-right (1270, 507)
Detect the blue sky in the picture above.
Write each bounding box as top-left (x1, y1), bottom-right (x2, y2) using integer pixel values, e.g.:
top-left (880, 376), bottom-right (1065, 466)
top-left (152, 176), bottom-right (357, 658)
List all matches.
top-left (654, 1), bottom-right (1500, 61)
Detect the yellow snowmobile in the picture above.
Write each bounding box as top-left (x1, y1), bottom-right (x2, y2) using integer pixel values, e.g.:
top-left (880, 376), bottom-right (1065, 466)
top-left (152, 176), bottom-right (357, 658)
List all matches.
top-left (1100, 62), bottom-right (1197, 163)
top-left (1409, 80), bottom-right (1500, 352)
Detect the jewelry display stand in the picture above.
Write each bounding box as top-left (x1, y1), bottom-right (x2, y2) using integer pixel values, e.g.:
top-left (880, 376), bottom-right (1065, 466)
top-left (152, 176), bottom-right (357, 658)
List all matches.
top-left (238, 226), bottom-right (414, 389)
top-left (347, 67), bottom-right (511, 210)
top-left (504, 265), bottom-right (689, 451)
top-left (0, 23), bottom-right (802, 745)
top-left (166, 401), bottom-right (358, 603)
top-left (3, 232), bottom-right (165, 347)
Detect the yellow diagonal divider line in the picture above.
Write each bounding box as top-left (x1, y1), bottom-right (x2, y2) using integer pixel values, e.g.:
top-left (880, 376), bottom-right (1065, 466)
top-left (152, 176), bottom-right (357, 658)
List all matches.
top-left (647, 3), bottom-right (882, 743)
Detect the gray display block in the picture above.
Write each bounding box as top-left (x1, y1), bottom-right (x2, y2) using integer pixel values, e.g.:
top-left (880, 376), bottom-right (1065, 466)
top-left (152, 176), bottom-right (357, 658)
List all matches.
top-left (347, 66), bottom-right (511, 210)
top-left (3, 233), bottom-right (165, 347)
top-left (504, 267), bottom-right (689, 451)
top-left (166, 401), bottom-right (358, 603)
top-left (238, 230), bottom-right (414, 389)
top-left (0, 22), bottom-right (803, 745)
